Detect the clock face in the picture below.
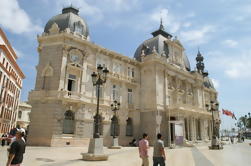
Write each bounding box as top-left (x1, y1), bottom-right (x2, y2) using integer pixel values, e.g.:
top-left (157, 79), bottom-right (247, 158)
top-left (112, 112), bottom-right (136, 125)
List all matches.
top-left (70, 54), bottom-right (79, 62)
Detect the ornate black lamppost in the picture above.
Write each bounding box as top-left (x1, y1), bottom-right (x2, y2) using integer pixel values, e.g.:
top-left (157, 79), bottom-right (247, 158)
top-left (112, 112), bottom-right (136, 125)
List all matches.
top-left (109, 100), bottom-right (121, 149)
top-left (91, 64), bottom-right (109, 138)
top-left (206, 101), bottom-right (223, 150)
top-left (82, 64), bottom-right (109, 161)
top-left (111, 100), bottom-right (120, 138)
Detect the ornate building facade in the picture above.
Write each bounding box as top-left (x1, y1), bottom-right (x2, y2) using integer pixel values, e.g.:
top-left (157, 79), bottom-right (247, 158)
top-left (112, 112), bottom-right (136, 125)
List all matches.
top-left (28, 7), bottom-right (218, 147)
top-left (17, 101), bottom-right (31, 129)
top-left (0, 28), bottom-right (25, 135)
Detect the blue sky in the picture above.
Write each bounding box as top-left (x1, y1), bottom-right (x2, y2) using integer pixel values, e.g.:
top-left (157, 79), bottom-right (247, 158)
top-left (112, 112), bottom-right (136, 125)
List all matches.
top-left (1, 0), bottom-right (251, 130)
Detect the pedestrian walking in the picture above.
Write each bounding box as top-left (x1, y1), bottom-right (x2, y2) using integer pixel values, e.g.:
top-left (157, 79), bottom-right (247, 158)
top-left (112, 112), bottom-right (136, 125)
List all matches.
top-left (1, 133), bottom-right (8, 146)
top-left (230, 136), bottom-right (234, 144)
top-left (6, 130), bottom-right (26, 166)
top-left (138, 133), bottom-right (149, 166)
top-left (153, 133), bottom-right (166, 166)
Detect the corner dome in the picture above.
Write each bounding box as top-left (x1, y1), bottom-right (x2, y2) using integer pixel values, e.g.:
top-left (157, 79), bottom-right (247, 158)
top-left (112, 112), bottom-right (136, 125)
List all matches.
top-left (134, 23), bottom-right (191, 71)
top-left (134, 35), bottom-right (168, 61)
top-left (203, 77), bottom-right (215, 89)
top-left (44, 7), bottom-right (89, 39)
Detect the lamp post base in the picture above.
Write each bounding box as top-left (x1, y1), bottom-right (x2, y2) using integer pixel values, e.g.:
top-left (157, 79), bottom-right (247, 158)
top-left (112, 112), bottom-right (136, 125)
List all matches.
top-left (81, 138), bottom-right (108, 161)
top-left (109, 137), bottom-right (121, 149)
top-left (208, 145), bottom-right (223, 150)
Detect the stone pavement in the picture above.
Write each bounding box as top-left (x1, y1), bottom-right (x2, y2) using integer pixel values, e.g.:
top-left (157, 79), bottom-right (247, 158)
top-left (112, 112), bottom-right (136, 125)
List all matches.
top-left (1, 140), bottom-right (251, 166)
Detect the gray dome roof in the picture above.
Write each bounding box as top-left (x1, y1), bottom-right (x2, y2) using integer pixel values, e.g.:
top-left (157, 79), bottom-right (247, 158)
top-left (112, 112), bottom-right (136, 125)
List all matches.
top-left (134, 34), bottom-right (191, 71)
top-left (44, 7), bottom-right (89, 38)
top-left (134, 34), bottom-right (168, 60)
top-left (203, 77), bottom-right (215, 89)
top-left (183, 53), bottom-right (191, 71)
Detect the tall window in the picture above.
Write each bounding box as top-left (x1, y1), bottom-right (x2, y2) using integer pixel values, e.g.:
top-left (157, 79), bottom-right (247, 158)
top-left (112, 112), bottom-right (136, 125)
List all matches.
top-left (42, 67), bottom-right (53, 90)
top-left (63, 110), bottom-right (75, 134)
top-left (67, 74), bottom-right (76, 91)
top-left (128, 89), bottom-right (133, 104)
top-left (112, 85), bottom-right (119, 101)
top-left (127, 67), bottom-right (135, 77)
top-left (113, 63), bottom-right (121, 74)
top-left (74, 22), bottom-right (83, 34)
top-left (96, 57), bottom-right (107, 68)
top-left (126, 118), bottom-right (133, 136)
top-left (18, 111), bottom-right (22, 119)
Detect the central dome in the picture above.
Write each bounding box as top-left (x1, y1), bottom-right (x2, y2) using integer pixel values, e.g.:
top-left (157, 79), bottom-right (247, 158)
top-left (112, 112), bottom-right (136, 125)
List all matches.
top-left (44, 7), bottom-right (89, 39)
top-left (134, 23), bottom-right (191, 71)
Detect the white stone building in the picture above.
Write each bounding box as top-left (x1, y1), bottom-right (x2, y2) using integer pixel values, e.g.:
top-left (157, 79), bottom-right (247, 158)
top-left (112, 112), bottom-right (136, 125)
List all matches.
top-left (17, 101), bottom-right (31, 129)
top-left (0, 28), bottom-right (25, 135)
top-left (28, 7), bottom-right (218, 147)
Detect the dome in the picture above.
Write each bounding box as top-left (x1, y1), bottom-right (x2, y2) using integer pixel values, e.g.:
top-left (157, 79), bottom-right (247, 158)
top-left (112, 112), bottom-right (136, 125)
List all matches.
top-left (183, 54), bottom-right (191, 71)
top-left (203, 77), bottom-right (215, 89)
top-left (44, 7), bottom-right (89, 38)
top-left (134, 35), bottom-right (168, 60)
top-left (134, 24), bottom-right (191, 71)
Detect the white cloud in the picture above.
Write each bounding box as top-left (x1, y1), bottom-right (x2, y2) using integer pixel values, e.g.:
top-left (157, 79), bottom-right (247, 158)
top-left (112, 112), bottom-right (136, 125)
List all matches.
top-left (211, 78), bottom-right (219, 89)
top-left (222, 39), bottom-right (238, 47)
top-left (101, 0), bottom-right (139, 12)
top-left (183, 22), bottom-right (192, 28)
top-left (13, 47), bottom-right (24, 58)
top-left (207, 50), bottom-right (251, 79)
top-left (56, 0), bottom-right (139, 23)
top-left (179, 25), bottom-right (215, 45)
top-left (224, 54), bottom-right (251, 79)
top-left (124, 7), bottom-right (185, 33)
top-left (57, 0), bottom-right (104, 23)
top-left (0, 0), bottom-right (42, 34)
top-left (150, 8), bottom-right (181, 33)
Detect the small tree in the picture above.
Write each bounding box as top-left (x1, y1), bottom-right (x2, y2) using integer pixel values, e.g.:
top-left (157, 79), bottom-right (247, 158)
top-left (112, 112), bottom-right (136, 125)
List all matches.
top-left (247, 118), bottom-right (251, 129)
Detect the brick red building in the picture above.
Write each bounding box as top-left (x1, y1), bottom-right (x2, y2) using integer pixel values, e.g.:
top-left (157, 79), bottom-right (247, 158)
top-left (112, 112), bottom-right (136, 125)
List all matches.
top-left (0, 28), bottom-right (25, 134)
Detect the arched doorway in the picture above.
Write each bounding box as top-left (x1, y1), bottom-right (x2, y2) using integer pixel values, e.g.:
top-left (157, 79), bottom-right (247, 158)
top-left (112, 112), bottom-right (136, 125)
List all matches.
top-left (111, 115), bottom-right (119, 137)
top-left (63, 110), bottom-right (75, 134)
top-left (126, 118), bottom-right (133, 136)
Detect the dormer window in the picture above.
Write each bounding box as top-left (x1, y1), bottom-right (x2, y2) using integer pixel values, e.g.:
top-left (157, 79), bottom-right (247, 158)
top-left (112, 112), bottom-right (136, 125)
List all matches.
top-left (74, 21), bottom-right (83, 34)
top-left (163, 43), bottom-right (169, 58)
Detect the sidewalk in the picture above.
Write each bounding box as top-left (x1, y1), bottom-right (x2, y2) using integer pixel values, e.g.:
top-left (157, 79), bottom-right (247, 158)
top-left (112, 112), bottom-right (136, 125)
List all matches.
top-left (1, 141), bottom-right (251, 166)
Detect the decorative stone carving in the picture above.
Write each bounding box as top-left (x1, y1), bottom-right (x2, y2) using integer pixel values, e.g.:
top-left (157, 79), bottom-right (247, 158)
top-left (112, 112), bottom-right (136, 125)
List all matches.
top-left (49, 23), bottom-right (60, 34)
top-left (140, 50), bottom-right (145, 58)
top-left (42, 63), bottom-right (53, 77)
top-left (152, 46), bottom-right (157, 54)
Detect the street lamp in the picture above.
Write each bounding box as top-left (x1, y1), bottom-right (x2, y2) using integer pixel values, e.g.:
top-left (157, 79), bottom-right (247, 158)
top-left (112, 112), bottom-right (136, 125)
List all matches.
top-left (91, 64), bottom-right (109, 138)
top-left (111, 100), bottom-right (120, 138)
top-left (82, 64), bottom-right (109, 161)
top-left (206, 101), bottom-right (222, 150)
top-left (109, 100), bottom-right (121, 149)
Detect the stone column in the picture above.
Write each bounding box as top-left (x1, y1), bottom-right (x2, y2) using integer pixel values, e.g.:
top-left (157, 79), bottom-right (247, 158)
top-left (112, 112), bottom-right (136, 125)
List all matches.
top-left (192, 118), bottom-right (196, 141)
top-left (75, 105), bottom-right (85, 137)
top-left (188, 118), bottom-right (191, 140)
top-left (166, 111), bottom-right (171, 147)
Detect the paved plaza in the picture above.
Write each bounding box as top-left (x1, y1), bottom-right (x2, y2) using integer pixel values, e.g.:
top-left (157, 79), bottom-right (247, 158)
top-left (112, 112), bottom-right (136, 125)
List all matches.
top-left (1, 140), bottom-right (251, 166)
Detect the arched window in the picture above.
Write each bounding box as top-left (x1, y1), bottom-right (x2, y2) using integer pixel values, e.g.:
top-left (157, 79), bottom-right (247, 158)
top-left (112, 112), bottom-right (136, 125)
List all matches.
top-left (126, 118), bottom-right (133, 136)
top-left (42, 65), bottom-right (53, 90)
top-left (74, 21), bottom-right (83, 34)
top-left (63, 110), bottom-right (75, 134)
top-left (110, 115), bottom-right (119, 137)
top-left (163, 43), bottom-right (169, 58)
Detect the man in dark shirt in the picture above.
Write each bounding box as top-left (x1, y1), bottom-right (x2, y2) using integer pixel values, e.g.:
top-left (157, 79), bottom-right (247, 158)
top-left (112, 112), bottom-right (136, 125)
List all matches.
top-left (6, 130), bottom-right (26, 166)
top-left (153, 133), bottom-right (166, 166)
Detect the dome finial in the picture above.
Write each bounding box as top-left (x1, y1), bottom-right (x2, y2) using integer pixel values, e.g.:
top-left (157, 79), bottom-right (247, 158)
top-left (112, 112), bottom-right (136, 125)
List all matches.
top-left (62, 5), bottom-right (79, 15)
top-left (159, 17), bottom-right (164, 31)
